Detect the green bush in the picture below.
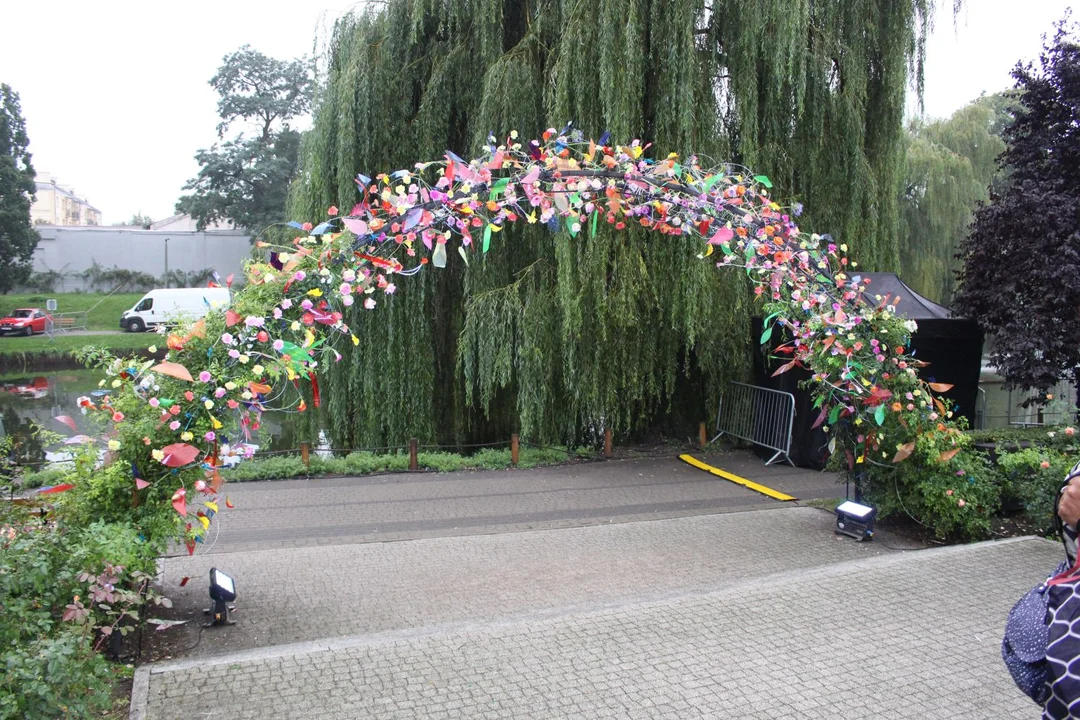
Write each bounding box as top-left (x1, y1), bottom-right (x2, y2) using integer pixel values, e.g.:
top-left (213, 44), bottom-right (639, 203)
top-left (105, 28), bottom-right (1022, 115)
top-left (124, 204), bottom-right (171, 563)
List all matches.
top-left (221, 455), bottom-right (309, 481)
top-left (864, 423), bottom-right (1002, 541)
top-left (0, 516), bottom-right (155, 718)
top-left (220, 446), bottom-right (593, 482)
top-left (19, 466), bottom-right (69, 490)
top-left (990, 426), bottom-right (1080, 533)
top-left (0, 633), bottom-right (113, 719)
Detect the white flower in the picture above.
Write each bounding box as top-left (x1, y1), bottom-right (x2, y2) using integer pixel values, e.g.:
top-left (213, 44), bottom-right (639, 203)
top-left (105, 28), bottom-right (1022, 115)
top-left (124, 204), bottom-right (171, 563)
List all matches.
top-left (903, 320), bottom-right (918, 333)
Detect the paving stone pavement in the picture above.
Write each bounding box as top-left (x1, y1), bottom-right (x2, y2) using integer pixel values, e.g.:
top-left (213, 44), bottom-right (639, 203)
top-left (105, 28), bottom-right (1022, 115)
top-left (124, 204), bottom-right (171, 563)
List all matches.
top-left (138, 532), bottom-right (1061, 719)
top-left (153, 507), bottom-right (900, 656)
top-left (192, 454), bottom-right (844, 554)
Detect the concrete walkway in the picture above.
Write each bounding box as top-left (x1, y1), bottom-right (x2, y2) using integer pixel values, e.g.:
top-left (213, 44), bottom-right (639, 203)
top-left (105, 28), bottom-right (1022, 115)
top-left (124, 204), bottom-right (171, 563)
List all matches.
top-left (132, 453), bottom-right (1057, 719)
top-left (178, 452), bottom-right (848, 555)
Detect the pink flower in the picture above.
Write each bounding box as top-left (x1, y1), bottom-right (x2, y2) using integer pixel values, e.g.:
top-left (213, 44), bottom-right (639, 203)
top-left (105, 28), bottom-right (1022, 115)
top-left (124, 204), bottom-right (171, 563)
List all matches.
top-left (301, 222), bottom-right (313, 232)
top-left (301, 299), bottom-right (313, 310)
top-left (945, 489), bottom-right (953, 496)
top-left (149, 398), bottom-right (160, 408)
top-left (227, 399), bottom-right (240, 409)
top-left (328, 205), bottom-right (338, 216)
top-left (1041, 461), bottom-right (1051, 469)
top-left (273, 308), bottom-right (282, 319)
top-left (293, 271), bottom-right (306, 282)
top-left (169, 421), bottom-right (181, 431)
top-left (112, 411), bottom-right (124, 422)
top-left (364, 298), bottom-right (376, 310)
top-left (245, 316), bottom-right (265, 327)
top-left (199, 371), bottom-right (212, 382)
top-left (229, 349), bottom-right (241, 359)
top-left (221, 333), bottom-right (234, 345)
top-left (273, 339), bottom-right (284, 351)
top-left (342, 295), bottom-right (354, 307)
top-left (214, 387), bottom-right (227, 398)
top-left (340, 283), bottom-right (352, 295)
top-left (281, 299), bottom-right (293, 310)
top-left (204, 431), bottom-right (216, 442)
top-left (169, 405), bottom-right (181, 416)
top-left (384, 283), bottom-right (396, 295)
top-left (957, 499), bottom-right (966, 507)
top-left (1067, 427), bottom-right (1076, 437)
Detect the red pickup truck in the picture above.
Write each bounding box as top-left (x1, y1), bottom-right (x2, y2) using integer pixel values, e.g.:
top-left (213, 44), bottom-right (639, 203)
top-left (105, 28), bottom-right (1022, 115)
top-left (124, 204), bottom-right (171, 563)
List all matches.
top-left (0, 308), bottom-right (52, 336)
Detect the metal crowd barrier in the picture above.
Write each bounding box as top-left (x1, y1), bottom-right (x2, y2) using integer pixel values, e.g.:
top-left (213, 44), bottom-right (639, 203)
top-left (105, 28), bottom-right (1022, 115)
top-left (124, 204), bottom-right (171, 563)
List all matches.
top-left (44, 312), bottom-right (88, 338)
top-left (711, 381), bottom-right (795, 466)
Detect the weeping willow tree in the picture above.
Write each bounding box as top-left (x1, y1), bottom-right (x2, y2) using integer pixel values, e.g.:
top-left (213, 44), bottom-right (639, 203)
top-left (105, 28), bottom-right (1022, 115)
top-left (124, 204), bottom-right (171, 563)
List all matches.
top-left (899, 93), bottom-right (1011, 304)
top-left (289, 0), bottom-right (944, 449)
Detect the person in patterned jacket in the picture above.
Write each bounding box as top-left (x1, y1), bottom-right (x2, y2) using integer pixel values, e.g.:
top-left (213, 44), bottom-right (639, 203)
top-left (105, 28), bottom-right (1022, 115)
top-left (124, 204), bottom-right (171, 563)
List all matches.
top-left (1047, 460), bottom-right (1080, 718)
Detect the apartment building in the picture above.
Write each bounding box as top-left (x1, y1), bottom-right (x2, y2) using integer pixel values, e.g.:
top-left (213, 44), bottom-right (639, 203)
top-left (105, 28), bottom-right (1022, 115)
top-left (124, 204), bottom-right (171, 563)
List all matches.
top-left (31, 173), bottom-right (102, 226)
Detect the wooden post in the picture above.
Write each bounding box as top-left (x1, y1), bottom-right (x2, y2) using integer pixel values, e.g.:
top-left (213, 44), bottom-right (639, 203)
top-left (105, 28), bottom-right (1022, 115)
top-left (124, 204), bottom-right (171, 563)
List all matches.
top-left (604, 428), bottom-right (613, 459)
top-left (300, 442), bottom-right (310, 469)
top-left (511, 434), bottom-right (519, 466)
top-left (699, 421), bottom-right (707, 449)
top-left (409, 438), bottom-right (419, 471)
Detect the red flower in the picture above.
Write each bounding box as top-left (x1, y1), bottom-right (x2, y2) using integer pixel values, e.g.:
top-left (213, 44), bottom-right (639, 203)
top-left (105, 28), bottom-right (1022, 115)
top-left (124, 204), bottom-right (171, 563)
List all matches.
top-left (112, 411), bottom-right (124, 422)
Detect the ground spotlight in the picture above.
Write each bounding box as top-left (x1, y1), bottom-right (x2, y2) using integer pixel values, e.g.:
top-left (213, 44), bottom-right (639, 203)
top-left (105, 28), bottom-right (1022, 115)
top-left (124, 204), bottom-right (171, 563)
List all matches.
top-left (205, 567), bottom-right (237, 627)
top-left (835, 500), bottom-right (876, 541)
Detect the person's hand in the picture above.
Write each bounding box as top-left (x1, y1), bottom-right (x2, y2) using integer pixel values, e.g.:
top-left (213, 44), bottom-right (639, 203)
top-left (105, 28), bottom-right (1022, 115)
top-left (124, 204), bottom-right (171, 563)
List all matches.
top-left (1059, 474), bottom-right (1080, 528)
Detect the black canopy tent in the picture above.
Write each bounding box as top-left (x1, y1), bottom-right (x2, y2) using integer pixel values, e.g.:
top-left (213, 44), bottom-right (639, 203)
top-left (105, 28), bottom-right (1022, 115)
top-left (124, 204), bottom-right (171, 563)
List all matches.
top-left (750, 273), bottom-right (984, 469)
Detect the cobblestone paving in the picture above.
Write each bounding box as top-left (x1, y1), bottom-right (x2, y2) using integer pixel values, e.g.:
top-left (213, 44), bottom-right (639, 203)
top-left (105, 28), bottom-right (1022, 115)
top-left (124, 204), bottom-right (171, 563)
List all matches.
top-left (156, 508), bottom-right (897, 656)
top-left (196, 455), bottom-right (842, 554)
top-left (142, 535), bottom-right (1060, 719)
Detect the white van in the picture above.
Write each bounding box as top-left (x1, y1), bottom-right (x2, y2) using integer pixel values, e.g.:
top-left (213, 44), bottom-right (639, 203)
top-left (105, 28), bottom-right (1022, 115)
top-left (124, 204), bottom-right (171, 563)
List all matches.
top-left (120, 288), bottom-right (231, 333)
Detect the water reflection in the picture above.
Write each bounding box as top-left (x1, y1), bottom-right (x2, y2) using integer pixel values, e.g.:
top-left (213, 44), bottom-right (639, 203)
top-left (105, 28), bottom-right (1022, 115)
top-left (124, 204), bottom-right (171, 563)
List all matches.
top-left (0, 370), bottom-right (301, 468)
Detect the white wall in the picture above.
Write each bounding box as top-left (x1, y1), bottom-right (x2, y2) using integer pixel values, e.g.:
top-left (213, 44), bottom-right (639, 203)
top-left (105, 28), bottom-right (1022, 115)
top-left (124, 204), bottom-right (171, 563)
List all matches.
top-left (30, 226), bottom-right (253, 291)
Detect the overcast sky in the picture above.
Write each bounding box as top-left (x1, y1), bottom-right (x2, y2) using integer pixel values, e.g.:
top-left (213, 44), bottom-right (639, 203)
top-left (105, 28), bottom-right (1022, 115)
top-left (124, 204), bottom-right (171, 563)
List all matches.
top-left (0, 0), bottom-right (1072, 224)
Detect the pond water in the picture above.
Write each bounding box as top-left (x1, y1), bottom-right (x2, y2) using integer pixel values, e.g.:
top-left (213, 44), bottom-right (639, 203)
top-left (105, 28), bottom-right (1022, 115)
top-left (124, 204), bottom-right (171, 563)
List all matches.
top-left (0, 368), bottom-right (306, 468)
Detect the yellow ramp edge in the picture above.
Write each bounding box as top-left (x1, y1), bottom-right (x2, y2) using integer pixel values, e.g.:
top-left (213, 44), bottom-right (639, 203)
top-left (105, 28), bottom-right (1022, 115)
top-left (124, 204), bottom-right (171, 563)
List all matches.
top-left (678, 454), bottom-right (796, 502)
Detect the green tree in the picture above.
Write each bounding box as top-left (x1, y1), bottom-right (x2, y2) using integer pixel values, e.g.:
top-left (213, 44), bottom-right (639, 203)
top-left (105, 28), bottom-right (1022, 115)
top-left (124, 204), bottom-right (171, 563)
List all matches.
top-left (120, 212), bottom-right (153, 228)
top-left (898, 94), bottom-right (1011, 304)
top-left (177, 46), bottom-right (312, 232)
top-left (289, 0), bottom-right (945, 449)
top-left (955, 19), bottom-right (1080, 400)
top-left (0, 84), bottom-right (39, 294)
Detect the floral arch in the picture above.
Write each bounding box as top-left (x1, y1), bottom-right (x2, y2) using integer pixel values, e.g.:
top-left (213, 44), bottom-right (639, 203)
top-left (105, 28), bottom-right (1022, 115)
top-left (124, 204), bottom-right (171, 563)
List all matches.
top-left (75, 126), bottom-right (959, 550)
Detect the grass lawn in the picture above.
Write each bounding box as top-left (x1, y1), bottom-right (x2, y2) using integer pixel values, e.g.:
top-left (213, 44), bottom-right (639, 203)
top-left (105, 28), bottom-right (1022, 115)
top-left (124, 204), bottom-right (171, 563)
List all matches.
top-left (0, 292), bottom-right (144, 331)
top-left (0, 333), bottom-right (156, 356)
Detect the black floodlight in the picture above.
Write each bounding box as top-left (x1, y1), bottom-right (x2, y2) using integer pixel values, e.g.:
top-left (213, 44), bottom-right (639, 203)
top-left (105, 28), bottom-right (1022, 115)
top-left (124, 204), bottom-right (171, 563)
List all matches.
top-left (835, 500), bottom-right (876, 541)
top-left (205, 567), bottom-right (237, 627)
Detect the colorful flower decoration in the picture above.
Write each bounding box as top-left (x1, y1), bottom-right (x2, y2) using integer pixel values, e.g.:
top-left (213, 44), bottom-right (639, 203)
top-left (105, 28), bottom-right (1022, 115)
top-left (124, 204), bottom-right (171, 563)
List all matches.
top-left (74, 126), bottom-right (959, 551)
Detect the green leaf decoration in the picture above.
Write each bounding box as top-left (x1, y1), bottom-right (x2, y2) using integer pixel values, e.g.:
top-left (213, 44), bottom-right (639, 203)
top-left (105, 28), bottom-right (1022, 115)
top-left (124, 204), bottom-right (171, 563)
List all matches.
top-left (590, 211), bottom-right (598, 238)
top-left (490, 177), bottom-right (510, 198)
top-left (754, 175), bottom-right (773, 188)
top-left (566, 216), bottom-right (578, 237)
top-left (701, 174), bottom-right (721, 193)
top-left (483, 225), bottom-right (492, 253)
top-left (760, 325), bottom-right (773, 344)
top-left (874, 405), bottom-right (885, 426)
top-left (828, 404), bottom-right (841, 425)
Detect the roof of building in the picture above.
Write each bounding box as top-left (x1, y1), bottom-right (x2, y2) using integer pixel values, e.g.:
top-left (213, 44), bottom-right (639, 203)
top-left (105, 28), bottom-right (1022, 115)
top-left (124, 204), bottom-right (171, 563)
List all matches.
top-left (35, 180), bottom-right (100, 212)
